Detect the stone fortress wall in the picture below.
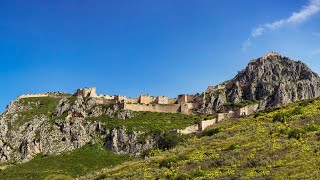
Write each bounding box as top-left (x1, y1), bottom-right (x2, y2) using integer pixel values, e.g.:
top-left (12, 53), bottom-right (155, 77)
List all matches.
top-left (71, 87), bottom-right (199, 115)
top-left (178, 103), bottom-right (260, 134)
top-left (123, 103), bottom-right (181, 113)
top-left (19, 87), bottom-right (259, 118)
top-left (178, 119), bottom-right (217, 134)
top-left (206, 84), bottom-right (226, 92)
top-left (18, 92), bottom-right (70, 99)
top-left (18, 94), bottom-right (50, 99)
top-left (17, 87), bottom-right (261, 134)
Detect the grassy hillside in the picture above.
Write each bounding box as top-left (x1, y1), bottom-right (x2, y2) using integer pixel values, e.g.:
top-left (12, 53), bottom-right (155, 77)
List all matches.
top-left (87, 111), bottom-right (203, 133)
top-left (0, 97), bottom-right (204, 179)
top-left (81, 98), bottom-right (320, 179)
top-left (4, 97), bottom-right (320, 179)
top-left (0, 144), bottom-right (129, 180)
top-left (9, 97), bottom-right (62, 129)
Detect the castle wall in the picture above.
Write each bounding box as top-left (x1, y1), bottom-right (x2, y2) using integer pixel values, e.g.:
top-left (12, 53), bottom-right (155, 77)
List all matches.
top-left (139, 94), bottom-right (154, 104)
top-left (217, 111), bottom-right (236, 122)
top-left (75, 87), bottom-right (97, 98)
top-left (94, 98), bottom-right (115, 105)
top-left (168, 98), bottom-right (177, 104)
top-left (235, 104), bottom-right (259, 117)
top-left (181, 103), bottom-right (195, 115)
top-left (155, 96), bottom-right (169, 105)
top-left (123, 103), bottom-right (181, 113)
top-left (114, 95), bottom-right (127, 102)
top-left (199, 119), bottom-right (216, 131)
top-left (96, 94), bottom-right (114, 100)
top-left (177, 119), bottom-right (217, 134)
top-left (177, 124), bottom-right (199, 134)
top-left (177, 94), bottom-right (200, 104)
top-left (18, 92), bottom-right (68, 99)
top-left (126, 98), bottom-right (139, 104)
top-left (177, 95), bottom-right (188, 104)
top-left (18, 94), bottom-right (50, 99)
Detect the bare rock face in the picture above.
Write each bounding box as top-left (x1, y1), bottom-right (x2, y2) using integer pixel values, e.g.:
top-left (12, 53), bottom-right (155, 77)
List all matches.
top-left (105, 128), bottom-right (159, 157)
top-left (0, 94), bottom-right (136, 163)
top-left (203, 52), bottom-right (320, 114)
top-left (53, 96), bottom-right (134, 119)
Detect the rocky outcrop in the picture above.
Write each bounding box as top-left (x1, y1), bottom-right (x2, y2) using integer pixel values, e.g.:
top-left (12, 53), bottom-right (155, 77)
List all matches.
top-left (0, 93), bottom-right (136, 163)
top-left (203, 52), bottom-right (320, 114)
top-left (105, 128), bottom-right (159, 156)
top-left (0, 112), bottom-right (102, 163)
top-left (54, 96), bottom-right (134, 119)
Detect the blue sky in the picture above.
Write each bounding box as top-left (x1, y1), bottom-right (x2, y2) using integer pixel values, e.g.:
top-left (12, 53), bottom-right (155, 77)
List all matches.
top-left (0, 0), bottom-right (320, 111)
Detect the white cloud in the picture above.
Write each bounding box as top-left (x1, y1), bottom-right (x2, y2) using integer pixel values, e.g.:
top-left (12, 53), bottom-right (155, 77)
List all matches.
top-left (243, 0), bottom-right (320, 51)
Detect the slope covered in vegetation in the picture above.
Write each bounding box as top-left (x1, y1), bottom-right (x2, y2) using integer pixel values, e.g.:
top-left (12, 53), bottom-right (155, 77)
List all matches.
top-left (2, 97), bottom-right (320, 179)
top-left (0, 144), bottom-right (129, 180)
top-left (81, 98), bottom-right (320, 179)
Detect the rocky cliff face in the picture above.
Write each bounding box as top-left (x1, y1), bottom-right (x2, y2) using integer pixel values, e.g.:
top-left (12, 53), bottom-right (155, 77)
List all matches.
top-left (0, 95), bottom-right (152, 163)
top-left (203, 52), bottom-right (320, 114)
top-left (105, 128), bottom-right (159, 156)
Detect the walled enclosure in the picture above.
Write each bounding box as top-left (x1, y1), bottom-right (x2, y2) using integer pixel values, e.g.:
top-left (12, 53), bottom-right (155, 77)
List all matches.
top-left (123, 103), bottom-right (181, 113)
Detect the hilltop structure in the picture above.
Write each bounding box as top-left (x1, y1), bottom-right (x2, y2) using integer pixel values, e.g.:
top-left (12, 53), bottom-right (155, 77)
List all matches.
top-left (16, 52), bottom-right (320, 121)
top-left (72, 87), bottom-right (201, 115)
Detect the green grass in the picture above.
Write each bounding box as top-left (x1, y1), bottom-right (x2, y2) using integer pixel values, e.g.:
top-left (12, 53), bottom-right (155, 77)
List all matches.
top-left (11, 97), bottom-right (203, 134)
top-left (11, 97), bottom-right (62, 129)
top-left (86, 111), bottom-right (204, 133)
top-left (80, 98), bottom-right (320, 179)
top-left (0, 144), bottom-right (129, 180)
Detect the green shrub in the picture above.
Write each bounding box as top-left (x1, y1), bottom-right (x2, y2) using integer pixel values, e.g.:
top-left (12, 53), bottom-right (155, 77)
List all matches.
top-left (304, 121), bottom-right (319, 132)
top-left (227, 144), bottom-right (239, 151)
top-left (298, 99), bottom-right (315, 107)
top-left (202, 128), bottom-right (221, 136)
top-left (273, 113), bottom-right (286, 123)
top-left (158, 132), bottom-right (188, 150)
top-left (159, 158), bottom-right (177, 168)
top-left (291, 106), bottom-right (304, 116)
top-left (0, 144), bottom-right (129, 179)
top-left (175, 173), bottom-right (190, 180)
top-left (191, 166), bottom-right (205, 178)
top-left (288, 129), bottom-right (303, 140)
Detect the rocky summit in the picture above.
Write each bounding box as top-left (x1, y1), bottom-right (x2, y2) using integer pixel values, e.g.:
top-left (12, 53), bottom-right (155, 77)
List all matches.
top-left (202, 52), bottom-right (320, 114)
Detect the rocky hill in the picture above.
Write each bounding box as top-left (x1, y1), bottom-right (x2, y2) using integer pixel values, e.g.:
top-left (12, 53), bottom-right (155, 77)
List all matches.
top-left (1, 52), bottom-right (320, 179)
top-left (202, 52), bottom-right (320, 114)
top-left (0, 93), bottom-right (200, 164)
